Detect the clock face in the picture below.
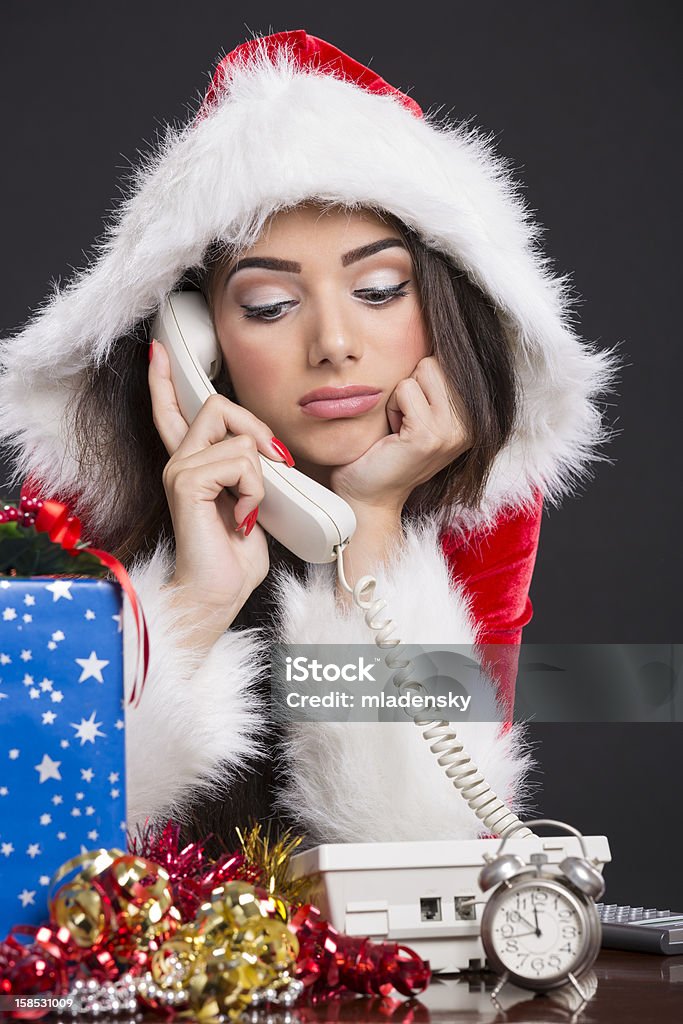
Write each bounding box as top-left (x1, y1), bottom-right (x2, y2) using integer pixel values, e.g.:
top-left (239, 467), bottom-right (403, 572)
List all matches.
top-left (489, 880), bottom-right (586, 982)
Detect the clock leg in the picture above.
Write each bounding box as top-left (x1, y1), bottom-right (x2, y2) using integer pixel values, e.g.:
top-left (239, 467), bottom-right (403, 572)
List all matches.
top-left (490, 971), bottom-right (510, 1000)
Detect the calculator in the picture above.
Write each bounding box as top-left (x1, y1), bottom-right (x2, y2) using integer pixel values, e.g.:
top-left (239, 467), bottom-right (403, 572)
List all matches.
top-left (597, 904), bottom-right (683, 954)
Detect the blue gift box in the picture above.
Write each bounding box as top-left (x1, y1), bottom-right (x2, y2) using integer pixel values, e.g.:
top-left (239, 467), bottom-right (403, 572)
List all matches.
top-left (0, 576), bottom-right (126, 937)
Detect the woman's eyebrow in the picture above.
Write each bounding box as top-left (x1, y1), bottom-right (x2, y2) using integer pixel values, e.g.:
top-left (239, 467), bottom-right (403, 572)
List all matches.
top-left (341, 237), bottom-right (406, 267)
top-left (225, 237), bottom-right (406, 282)
top-left (225, 256), bottom-right (300, 282)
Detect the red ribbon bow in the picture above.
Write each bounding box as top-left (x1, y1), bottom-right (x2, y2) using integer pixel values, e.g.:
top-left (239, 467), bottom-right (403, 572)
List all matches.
top-left (19, 483), bottom-right (149, 708)
top-left (198, 29), bottom-right (423, 121)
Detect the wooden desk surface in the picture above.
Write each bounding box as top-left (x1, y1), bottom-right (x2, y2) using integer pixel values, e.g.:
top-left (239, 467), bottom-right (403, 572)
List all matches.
top-left (292, 950), bottom-right (683, 1023)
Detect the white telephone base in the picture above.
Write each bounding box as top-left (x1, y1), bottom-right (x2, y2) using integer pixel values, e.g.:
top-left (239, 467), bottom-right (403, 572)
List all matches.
top-left (289, 835), bottom-right (611, 973)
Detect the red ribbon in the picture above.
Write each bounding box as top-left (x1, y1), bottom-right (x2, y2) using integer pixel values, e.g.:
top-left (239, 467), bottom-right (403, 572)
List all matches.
top-left (19, 484), bottom-right (149, 708)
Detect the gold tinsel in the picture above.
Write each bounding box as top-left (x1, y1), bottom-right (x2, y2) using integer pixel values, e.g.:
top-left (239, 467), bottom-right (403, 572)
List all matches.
top-left (236, 823), bottom-right (318, 908)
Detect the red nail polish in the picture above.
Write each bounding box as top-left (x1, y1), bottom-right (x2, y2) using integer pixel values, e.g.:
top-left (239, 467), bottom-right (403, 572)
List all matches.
top-left (271, 437), bottom-right (295, 467)
top-left (244, 507), bottom-right (259, 537)
top-left (234, 507), bottom-right (259, 534)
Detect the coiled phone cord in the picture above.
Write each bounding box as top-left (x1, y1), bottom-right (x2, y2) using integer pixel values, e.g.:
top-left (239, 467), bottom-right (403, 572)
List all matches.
top-left (334, 541), bottom-right (533, 840)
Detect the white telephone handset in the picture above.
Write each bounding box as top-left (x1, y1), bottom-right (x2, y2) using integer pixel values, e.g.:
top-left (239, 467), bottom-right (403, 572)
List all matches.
top-left (150, 291), bottom-right (356, 563)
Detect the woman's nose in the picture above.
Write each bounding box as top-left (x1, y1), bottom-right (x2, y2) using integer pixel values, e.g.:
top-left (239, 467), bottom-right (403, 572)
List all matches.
top-left (306, 303), bottom-right (364, 367)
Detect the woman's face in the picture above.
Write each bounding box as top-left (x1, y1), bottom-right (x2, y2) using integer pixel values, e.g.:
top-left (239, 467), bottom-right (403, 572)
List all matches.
top-left (210, 204), bottom-right (430, 485)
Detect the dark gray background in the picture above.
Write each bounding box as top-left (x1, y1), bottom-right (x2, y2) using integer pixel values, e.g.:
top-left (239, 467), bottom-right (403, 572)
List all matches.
top-left (1, 3), bottom-right (681, 906)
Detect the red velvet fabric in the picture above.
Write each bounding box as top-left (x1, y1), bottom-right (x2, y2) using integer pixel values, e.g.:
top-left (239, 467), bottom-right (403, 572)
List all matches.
top-left (198, 29), bottom-right (424, 121)
top-left (440, 490), bottom-right (544, 725)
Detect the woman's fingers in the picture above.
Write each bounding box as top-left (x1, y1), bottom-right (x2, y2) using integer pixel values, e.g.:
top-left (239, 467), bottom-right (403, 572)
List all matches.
top-left (148, 339), bottom-right (191, 455)
top-left (164, 435), bottom-right (264, 526)
top-left (163, 438), bottom-right (266, 528)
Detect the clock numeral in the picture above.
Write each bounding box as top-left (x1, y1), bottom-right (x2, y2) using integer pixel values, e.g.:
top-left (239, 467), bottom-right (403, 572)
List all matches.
top-left (562, 925), bottom-right (578, 939)
top-left (515, 953), bottom-right (529, 967)
top-left (559, 943), bottom-right (575, 954)
top-left (499, 924), bottom-right (514, 938)
top-left (558, 908), bottom-right (573, 920)
top-left (531, 891), bottom-right (548, 905)
top-left (548, 954), bottom-right (562, 971)
top-left (504, 939), bottom-right (519, 954)
top-left (530, 956), bottom-right (545, 975)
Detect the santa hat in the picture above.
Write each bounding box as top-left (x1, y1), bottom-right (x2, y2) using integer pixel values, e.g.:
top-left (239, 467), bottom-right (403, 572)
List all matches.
top-left (0, 29), bottom-right (617, 536)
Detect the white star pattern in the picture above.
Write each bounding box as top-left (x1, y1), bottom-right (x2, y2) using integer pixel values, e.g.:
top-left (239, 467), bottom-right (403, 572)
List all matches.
top-left (70, 711), bottom-right (106, 746)
top-left (1, 578), bottom-right (126, 882)
top-left (34, 753), bottom-right (62, 783)
top-left (19, 890), bottom-right (36, 907)
top-left (75, 651), bottom-right (109, 683)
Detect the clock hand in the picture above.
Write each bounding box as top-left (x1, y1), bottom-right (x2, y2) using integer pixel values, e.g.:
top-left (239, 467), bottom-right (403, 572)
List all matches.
top-left (532, 906), bottom-right (541, 937)
top-left (512, 912), bottom-right (536, 932)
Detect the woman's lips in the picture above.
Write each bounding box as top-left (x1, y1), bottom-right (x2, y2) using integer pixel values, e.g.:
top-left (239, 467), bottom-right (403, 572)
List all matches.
top-left (299, 387), bottom-right (382, 420)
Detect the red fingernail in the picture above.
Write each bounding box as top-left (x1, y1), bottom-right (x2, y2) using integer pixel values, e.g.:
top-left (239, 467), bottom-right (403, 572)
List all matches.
top-left (244, 507), bottom-right (259, 537)
top-left (271, 437), bottom-right (295, 467)
top-left (148, 339), bottom-right (155, 363)
top-left (234, 506), bottom-right (259, 534)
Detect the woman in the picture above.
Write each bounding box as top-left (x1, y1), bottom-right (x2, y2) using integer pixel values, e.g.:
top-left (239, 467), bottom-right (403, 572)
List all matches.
top-left (0, 31), bottom-right (616, 845)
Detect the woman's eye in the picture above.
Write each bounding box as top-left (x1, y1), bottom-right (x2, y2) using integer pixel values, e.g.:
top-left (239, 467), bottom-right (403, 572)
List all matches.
top-left (354, 279), bottom-right (411, 305)
top-left (240, 300), bottom-right (298, 322)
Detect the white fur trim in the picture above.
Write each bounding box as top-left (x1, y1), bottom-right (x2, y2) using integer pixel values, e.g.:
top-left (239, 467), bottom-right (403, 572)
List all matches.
top-left (123, 542), bottom-right (268, 832)
top-left (0, 40), bottom-right (617, 537)
top-left (272, 517), bottom-right (535, 842)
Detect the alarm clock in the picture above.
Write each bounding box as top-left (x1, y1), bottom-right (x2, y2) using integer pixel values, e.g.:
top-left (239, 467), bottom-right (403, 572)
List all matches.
top-left (478, 819), bottom-right (605, 999)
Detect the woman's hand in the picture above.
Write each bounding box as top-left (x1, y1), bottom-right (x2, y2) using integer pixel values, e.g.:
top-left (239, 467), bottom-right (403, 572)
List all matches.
top-left (148, 340), bottom-right (289, 640)
top-left (331, 356), bottom-right (470, 515)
